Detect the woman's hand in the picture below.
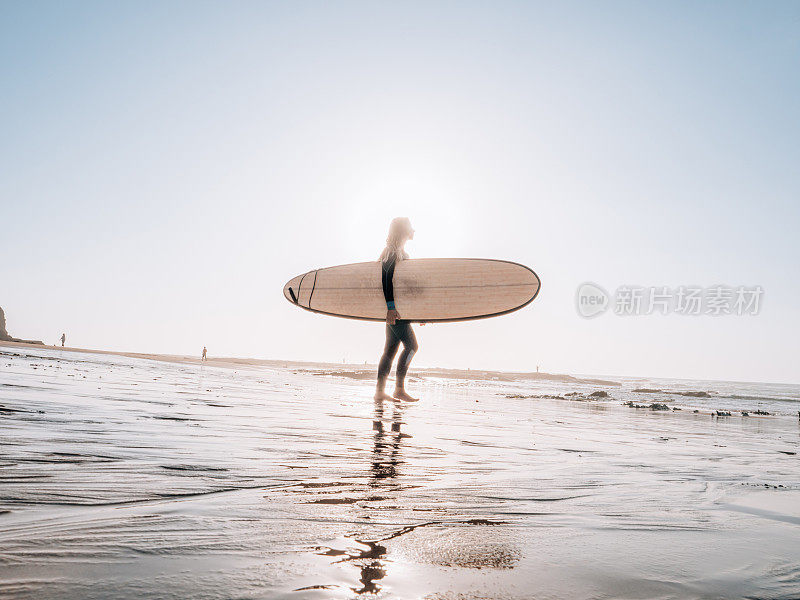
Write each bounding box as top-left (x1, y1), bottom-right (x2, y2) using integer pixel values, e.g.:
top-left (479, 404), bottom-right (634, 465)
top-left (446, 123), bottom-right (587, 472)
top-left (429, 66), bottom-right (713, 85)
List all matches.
top-left (386, 309), bottom-right (400, 325)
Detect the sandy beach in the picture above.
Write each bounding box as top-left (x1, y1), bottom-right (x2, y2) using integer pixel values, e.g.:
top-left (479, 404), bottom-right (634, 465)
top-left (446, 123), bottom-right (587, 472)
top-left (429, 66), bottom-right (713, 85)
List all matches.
top-left (1, 342), bottom-right (799, 599)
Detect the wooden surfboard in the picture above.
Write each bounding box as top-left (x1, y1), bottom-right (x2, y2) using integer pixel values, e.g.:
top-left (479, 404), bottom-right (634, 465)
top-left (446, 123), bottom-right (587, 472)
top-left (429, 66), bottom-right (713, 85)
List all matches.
top-left (283, 258), bottom-right (540, 323)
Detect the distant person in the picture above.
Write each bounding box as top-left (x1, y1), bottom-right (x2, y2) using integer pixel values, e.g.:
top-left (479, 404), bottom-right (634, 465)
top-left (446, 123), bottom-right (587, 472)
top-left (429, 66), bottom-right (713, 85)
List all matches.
top-left (202, 346), bottom-right (207, 361)
top-left (375, 217), bottom-right (419, 402)
top-left (60, 333), bottom-right (65, 347)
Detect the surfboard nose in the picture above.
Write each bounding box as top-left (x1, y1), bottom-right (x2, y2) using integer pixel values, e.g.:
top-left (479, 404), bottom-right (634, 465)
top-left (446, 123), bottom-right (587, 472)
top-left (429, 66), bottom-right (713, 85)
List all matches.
top-left (283, 275), bottom-right (303, 304)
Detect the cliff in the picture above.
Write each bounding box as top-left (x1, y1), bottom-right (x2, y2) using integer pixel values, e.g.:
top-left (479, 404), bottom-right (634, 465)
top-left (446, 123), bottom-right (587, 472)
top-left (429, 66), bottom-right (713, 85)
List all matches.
top-left (0, 307), bottom-right (44, 345)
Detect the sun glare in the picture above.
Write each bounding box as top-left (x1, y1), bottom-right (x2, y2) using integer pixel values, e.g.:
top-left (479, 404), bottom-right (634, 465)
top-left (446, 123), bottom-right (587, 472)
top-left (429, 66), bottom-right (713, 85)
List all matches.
top-left (343, 171), bottom-right (469, 261)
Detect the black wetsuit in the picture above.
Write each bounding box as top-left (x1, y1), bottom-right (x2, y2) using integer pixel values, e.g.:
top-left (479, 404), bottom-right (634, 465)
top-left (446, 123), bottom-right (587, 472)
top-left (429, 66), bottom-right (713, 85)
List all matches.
top-left (377, 251), bottom-right (418, 386)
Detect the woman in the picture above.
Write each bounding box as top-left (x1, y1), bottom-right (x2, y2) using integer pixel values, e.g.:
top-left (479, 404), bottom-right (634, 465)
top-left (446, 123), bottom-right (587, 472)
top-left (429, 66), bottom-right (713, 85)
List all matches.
top-left (375, 217), bottom-right (419, 402)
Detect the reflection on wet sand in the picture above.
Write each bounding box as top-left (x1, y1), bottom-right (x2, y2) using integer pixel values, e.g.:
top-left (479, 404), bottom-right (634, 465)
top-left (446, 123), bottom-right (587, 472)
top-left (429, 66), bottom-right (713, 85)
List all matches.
top-left (293, 400), bottom-right (411, 593)
top-left (4, 346), bottom-right (800, 599)
top-left (311, 398), bottom-right (518, 594)
top-left (330, 398), bottom-right (407, 595)
top-left (335, 540), bottom-right (388, 595)
top-left (371, 397), bottom-right (407, 482)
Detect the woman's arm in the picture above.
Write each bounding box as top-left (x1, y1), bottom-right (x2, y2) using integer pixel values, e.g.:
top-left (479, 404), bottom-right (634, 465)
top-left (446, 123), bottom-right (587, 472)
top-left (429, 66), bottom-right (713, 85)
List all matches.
top-left (381, 254), bottom-right (400, 324)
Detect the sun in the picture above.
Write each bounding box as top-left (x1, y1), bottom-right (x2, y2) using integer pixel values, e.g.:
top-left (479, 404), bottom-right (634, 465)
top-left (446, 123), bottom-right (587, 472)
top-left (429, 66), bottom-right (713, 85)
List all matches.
top-left (343, 170), bottom-right (468, 260)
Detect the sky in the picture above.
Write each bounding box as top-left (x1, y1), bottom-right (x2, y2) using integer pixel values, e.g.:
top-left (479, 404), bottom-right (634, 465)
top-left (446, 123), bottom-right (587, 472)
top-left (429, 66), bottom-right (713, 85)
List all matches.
top-left (1, 1), bottom-right (798, 383)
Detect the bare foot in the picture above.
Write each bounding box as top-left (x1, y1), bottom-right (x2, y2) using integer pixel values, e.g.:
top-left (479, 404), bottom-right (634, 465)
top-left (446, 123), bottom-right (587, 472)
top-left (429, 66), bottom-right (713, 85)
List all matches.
top-left (374, 390), bottom-right (394, 401)
top-left (393, 389), bottom-right (419, 402)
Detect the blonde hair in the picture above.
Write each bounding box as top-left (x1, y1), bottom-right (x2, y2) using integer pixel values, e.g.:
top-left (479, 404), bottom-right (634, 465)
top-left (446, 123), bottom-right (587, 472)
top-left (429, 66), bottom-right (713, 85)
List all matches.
top-left (379, 217), bottom-right (412, 262)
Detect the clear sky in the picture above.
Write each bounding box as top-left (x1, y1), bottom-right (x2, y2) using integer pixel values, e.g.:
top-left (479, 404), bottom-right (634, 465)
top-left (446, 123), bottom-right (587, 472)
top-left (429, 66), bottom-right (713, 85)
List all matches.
top-left (2, 1), bottom-right (798, 383)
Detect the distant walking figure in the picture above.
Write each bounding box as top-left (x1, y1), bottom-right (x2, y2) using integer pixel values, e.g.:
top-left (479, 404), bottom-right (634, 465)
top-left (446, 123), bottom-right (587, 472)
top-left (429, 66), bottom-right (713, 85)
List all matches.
top-left (60, 333), bottom-right (65, 347)
top-left (375, 217), bottom-right (419, 402)
top-left (202, 346), bottom-right (207, 361)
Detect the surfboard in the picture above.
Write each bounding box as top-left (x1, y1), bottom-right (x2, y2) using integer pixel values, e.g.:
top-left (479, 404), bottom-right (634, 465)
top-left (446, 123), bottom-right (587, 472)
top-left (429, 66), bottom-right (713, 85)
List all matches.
top-left (283, 258), bottom-right (540, 323)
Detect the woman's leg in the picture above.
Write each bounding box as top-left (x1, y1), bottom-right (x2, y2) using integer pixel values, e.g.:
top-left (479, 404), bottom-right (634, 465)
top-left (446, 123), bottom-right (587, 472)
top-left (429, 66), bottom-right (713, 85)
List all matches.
top-left (375, 324), bottom-right (401, 400)
top-left (394, 323), bottom-right (418, 400)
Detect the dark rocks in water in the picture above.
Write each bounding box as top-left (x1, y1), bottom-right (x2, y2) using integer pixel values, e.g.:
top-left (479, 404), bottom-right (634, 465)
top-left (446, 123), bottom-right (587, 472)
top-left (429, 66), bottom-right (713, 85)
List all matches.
top-left (0, 307), bottom-right (43, 345)
top-left (623, 401), bottom-right (670, 411)
top-left (753, 410), bottom-right (771, 416)
top-left (505, 392), bottom-right (612, 401)
top-left (504, 393), bottom-right (566, 400)
top-left (741, 411), bottom-right (749, 416)
top-left (714, 410), bottom-right (732, 417)
top-left (311, 370), bottom-right (374, 381)
top-left (632, 388), bottom-right (662, 393)
top-left (678, 391), bottom-right (712, 398)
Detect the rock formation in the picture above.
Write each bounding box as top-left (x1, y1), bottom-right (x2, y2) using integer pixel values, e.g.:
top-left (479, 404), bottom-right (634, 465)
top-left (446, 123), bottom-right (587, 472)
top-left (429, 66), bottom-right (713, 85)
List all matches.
top-left (0, 307), bottom-right (8, 340)
top-left (0, 307), bottom-right (44, 344)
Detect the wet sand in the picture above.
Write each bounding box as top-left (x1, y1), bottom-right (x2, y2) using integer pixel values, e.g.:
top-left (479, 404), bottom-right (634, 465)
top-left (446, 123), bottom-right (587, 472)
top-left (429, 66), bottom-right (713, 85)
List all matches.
top-left (1, 343), bottom-right (799, 599)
